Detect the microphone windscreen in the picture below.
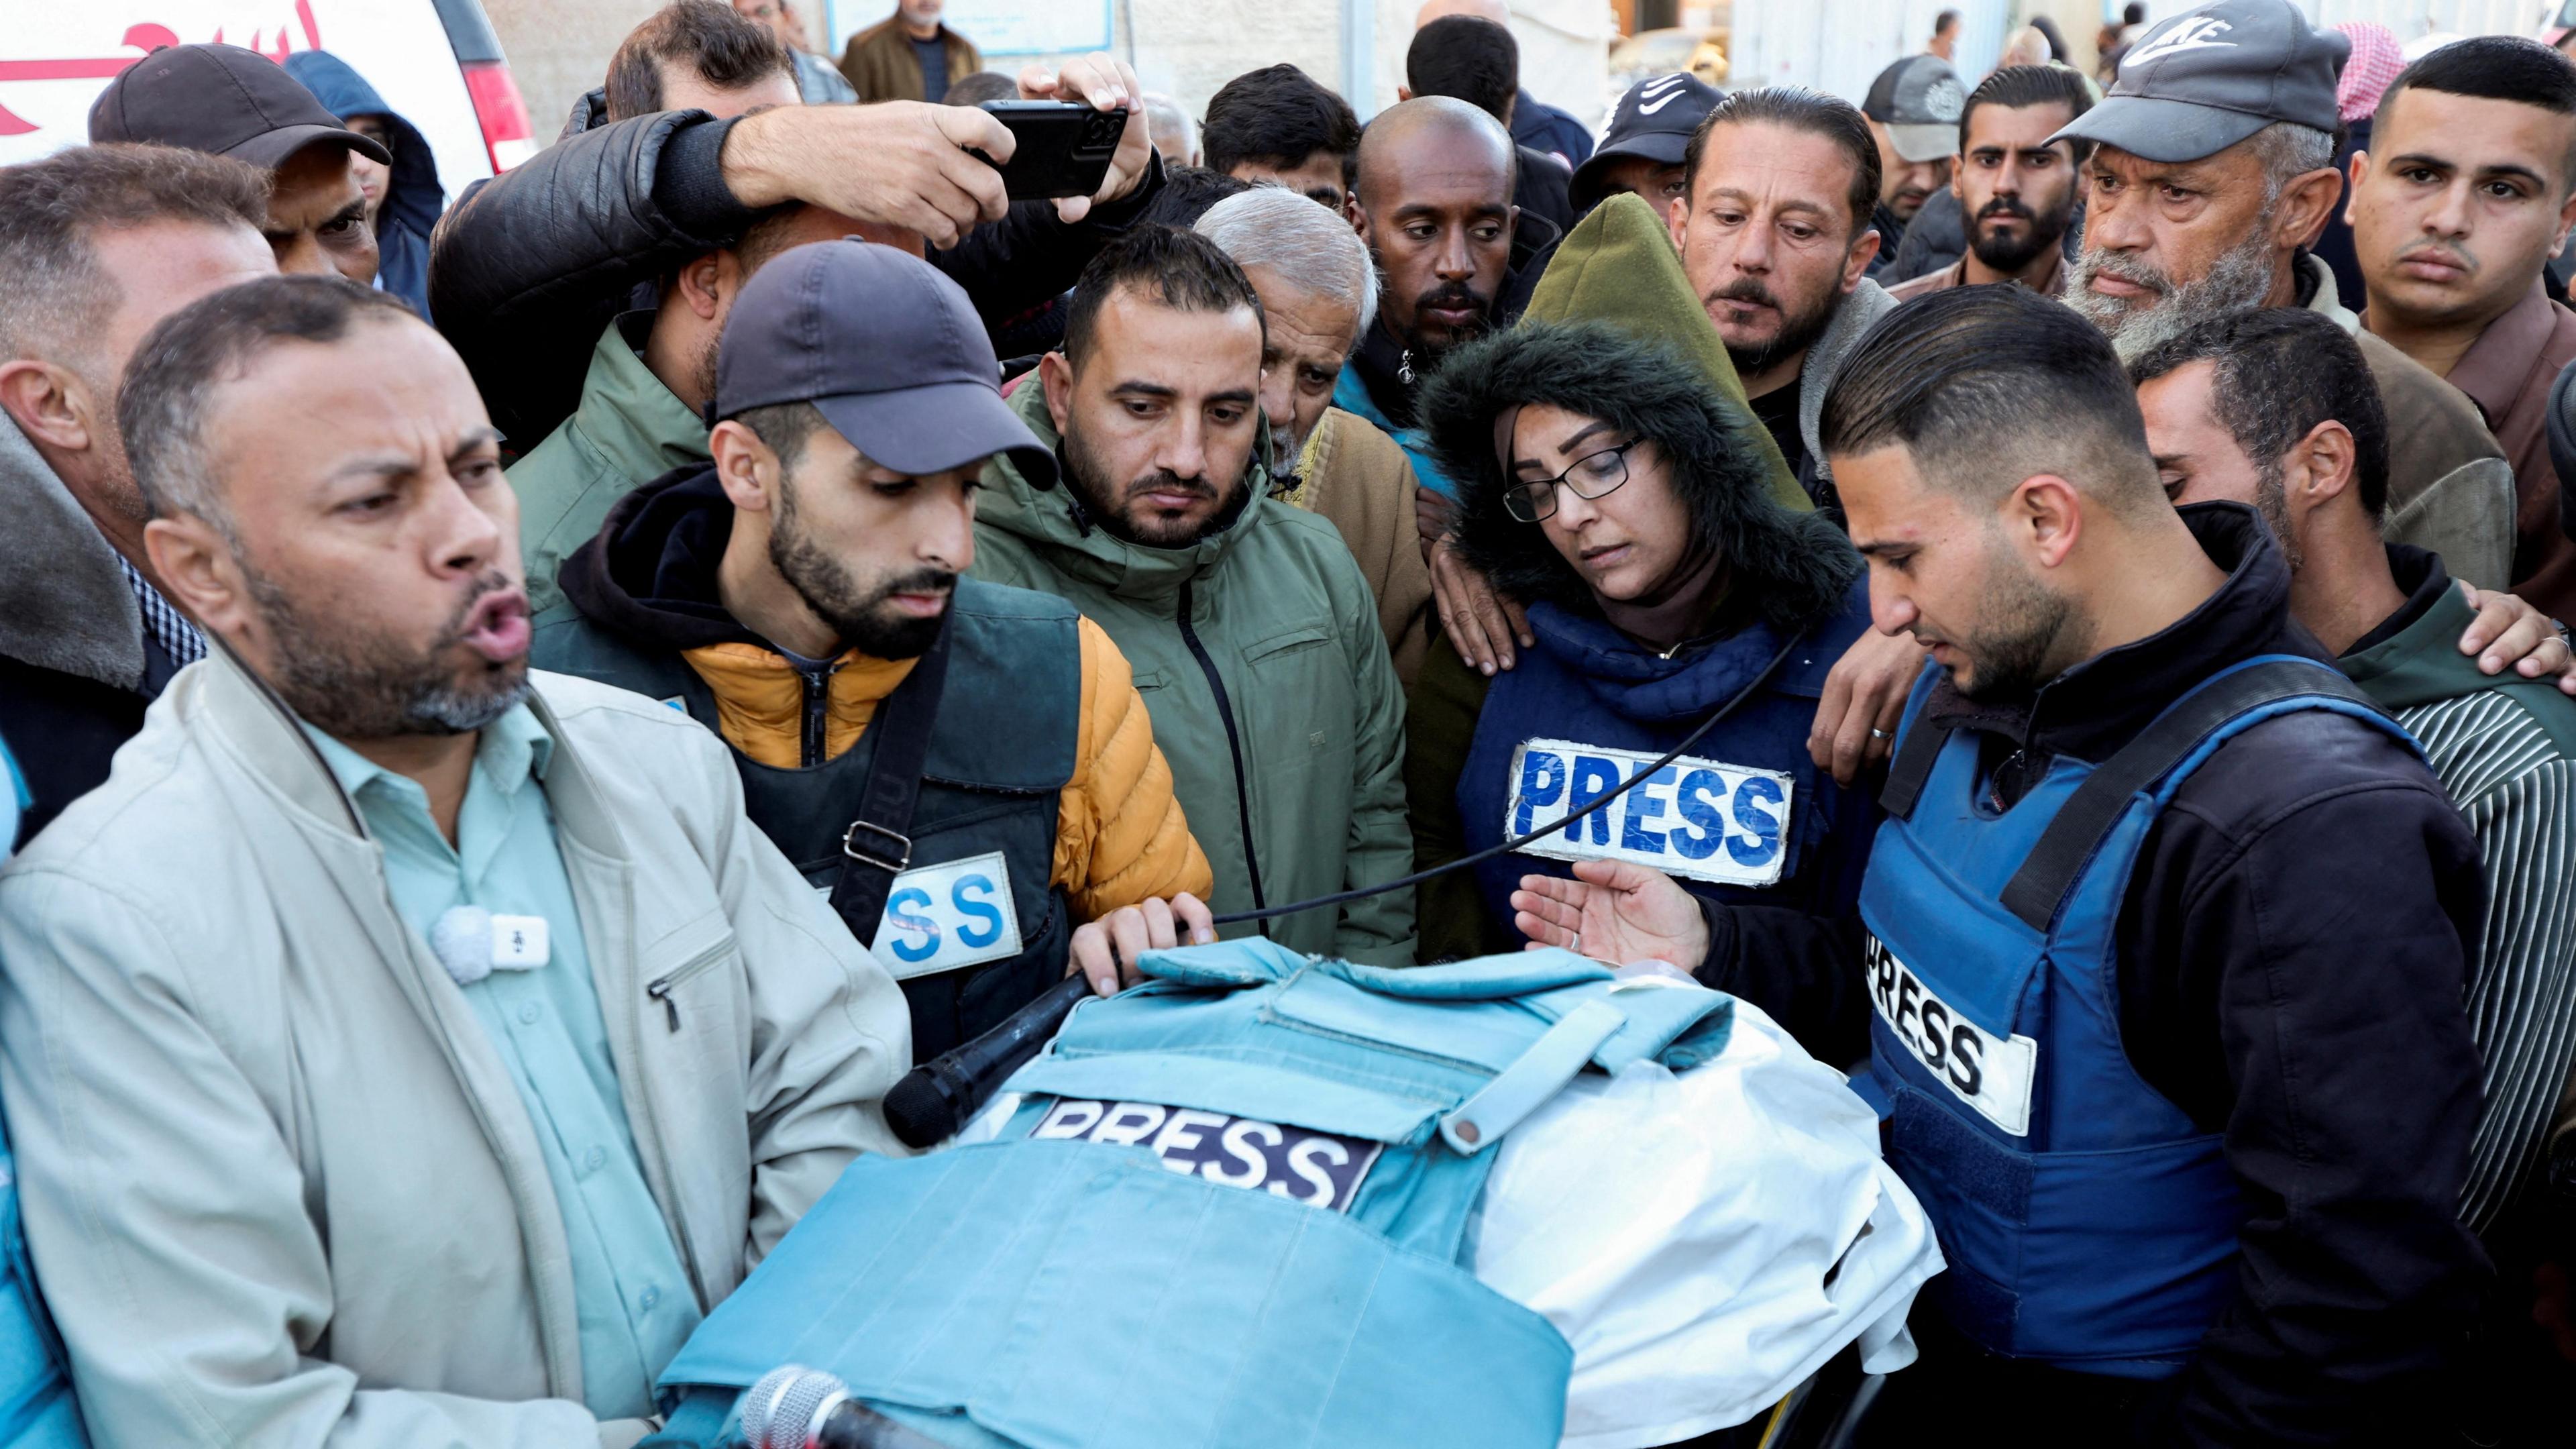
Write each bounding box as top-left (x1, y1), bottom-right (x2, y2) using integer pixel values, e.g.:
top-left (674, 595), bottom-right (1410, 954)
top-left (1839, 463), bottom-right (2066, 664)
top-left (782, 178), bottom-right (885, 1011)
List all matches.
top-left (429, 905), bottom-right (494, 986)
top-left (883, 1070), bottom-right (956, 1151)
top-left (739, 1363), bottom-right (844, 1449)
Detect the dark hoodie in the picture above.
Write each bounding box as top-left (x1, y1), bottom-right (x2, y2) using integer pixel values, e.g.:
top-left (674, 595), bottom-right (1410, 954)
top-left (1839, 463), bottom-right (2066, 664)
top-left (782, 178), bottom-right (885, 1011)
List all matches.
top-left (284, 50), bottom-right (443, 321)
top-left (1402, 195), bottom-right (1870, 961)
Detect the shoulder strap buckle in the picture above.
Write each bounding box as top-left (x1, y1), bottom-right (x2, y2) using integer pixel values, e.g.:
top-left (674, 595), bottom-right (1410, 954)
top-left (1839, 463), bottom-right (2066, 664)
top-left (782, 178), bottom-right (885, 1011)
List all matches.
top-left (841, 820), bottom-right (913, 875)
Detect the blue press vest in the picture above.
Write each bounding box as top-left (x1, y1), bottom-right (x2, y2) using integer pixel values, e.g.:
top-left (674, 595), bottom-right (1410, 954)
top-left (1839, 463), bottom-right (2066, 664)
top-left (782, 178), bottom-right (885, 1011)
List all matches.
top-left (648, 941), bottom-right (1737, 1448)
top-left (1456, 590), bottom-right (1875, 938)
top-left (1859, 655), bottom-right (2415, 1377)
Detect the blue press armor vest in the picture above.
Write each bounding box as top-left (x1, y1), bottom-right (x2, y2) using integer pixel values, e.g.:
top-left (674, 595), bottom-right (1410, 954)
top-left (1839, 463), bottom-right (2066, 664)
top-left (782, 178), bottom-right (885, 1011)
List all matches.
top-left (1860, 655), bottom-right (2415, 1377)
top-left (647, 941), bottom-right (1737, 1448)
top-left (1455, 592), bottom-right (1874, 938)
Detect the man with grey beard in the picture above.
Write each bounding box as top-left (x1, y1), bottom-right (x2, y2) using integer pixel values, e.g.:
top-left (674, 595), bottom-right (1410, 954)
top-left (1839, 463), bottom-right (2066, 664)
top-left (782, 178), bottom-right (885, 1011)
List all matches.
top-left (2051, 0), bottom-right (2515, 589)
top-left (0, 274), bottom-right (910, 1445)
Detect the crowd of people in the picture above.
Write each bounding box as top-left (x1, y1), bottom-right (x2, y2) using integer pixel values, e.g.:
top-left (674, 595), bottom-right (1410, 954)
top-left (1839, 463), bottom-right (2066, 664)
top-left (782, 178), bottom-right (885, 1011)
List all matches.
top-left (4, 0), bottom-right (2576, 1443)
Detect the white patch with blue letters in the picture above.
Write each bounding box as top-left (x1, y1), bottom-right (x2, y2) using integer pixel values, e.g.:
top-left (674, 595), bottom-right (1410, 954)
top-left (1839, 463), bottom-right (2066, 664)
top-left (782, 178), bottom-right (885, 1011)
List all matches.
top-left (865, 850), bottom-right (1024, 981)
top-left (1505, 737), bottom-right (1794, 888)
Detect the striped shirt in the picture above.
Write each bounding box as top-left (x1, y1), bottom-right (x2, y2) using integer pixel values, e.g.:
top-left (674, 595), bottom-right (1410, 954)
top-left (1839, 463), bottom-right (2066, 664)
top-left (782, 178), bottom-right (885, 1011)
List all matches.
top-left (2342, 549), bottom-right (2576, 1232)
top-left (2390, 692), bottom-right (2576, 1232)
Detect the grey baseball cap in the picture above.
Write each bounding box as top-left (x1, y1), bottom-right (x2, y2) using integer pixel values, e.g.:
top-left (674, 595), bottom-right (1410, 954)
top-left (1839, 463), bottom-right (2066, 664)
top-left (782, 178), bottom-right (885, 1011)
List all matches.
top-left (715, 239), bottom-right (1055, 487)
top-left (2050, 0), bottom-right (2348, 164)
top-left (1863, 55), bottom-right (1966, 164)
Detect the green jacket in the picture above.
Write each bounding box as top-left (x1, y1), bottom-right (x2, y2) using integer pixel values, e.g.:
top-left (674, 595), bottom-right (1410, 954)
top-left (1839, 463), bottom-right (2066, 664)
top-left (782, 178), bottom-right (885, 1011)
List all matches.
top-left (972, 382), bottom-right (1414, 964)
top-left (508, 315), bottom-right (710, 617)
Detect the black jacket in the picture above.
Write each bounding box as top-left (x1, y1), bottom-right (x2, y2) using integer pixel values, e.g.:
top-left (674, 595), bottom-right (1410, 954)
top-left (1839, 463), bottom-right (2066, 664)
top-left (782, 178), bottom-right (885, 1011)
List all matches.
top-left (0, 423), bottom-right (186, 849)
top-left (1712, 506), bottom-right (2491, 1446)
top-left (427, 107), bottom-right (1167, 450)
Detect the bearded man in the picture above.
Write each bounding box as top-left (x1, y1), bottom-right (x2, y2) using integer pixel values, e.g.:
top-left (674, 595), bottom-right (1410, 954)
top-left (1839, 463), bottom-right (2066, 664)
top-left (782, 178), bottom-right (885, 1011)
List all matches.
top-left (0, 273), bottom-right (914, 1444)
top-left (535, 240), bottom-right (1215, 1059)
top-left (972, 226), bottom-right (1416, 963)
top-left (2053, 0), bottom-right (2515, 589)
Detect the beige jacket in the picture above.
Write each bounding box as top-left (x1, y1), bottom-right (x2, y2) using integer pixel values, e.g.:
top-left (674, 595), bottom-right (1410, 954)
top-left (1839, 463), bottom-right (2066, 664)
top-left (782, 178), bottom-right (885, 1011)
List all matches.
top-left (0, 653), bottom-right (910, 1447)
top-left (1288, 407), bottom-right (1436, 686)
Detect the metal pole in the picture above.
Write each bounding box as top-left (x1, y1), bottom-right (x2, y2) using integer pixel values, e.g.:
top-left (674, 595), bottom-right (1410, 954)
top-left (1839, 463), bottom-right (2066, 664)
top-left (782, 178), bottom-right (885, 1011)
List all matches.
top-left (1343, 0), bottom-right (1379, 120)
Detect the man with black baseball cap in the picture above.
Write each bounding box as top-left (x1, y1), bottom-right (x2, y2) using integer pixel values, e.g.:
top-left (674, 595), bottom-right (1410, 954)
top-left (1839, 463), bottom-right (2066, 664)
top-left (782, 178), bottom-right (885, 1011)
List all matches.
top-left (89, 42), bottom-right (389, 284)
top-left (1860, 53), bottom-right (1964, 272)
top-left (535, 239), bottom-right (1214, 1061)
top-left (2053, 0), bottom-right (2518, 590)
top-left (1570, 71), bottom-right (1721, 218)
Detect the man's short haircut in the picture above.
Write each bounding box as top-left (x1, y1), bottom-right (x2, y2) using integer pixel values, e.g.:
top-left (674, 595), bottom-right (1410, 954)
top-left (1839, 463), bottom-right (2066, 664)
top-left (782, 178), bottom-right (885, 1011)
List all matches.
top-left (0, 144), bottom-right (269, 366)
top-left (2379, 35), bottom-right (2576, 190)
top-left (1202, 64), bottom-right (1362, 182)
top-left (944, 70), bottom-right (1020, 108)
top-left (117, 274), bottom-right (419, 527)
top-left (1961, 64), bottom-right (2094, 157)
top-left (1059, 225), bottom-right (1266, 370)
top-left (731, 399), bottom-right (825, 472)
top-left (1141, 165), bottom-right (1255, 229)
top-left (1684, 87), bottom-right (1881, 235)
top-left (2241, 119), bottom-right (2337, 205)
top-left (2126, 308), bottom-right (2389, 520)
top-left (1407, 16), bottom-right (1518, 125)
top-left (604, 0), bottom-right (792, 123)
top-left (1821, 284), bottom-right (2162, 519)
top-left (1935, 9), bottom-right (1961, 35)
top-left (1197, 185), bottom-right (1380, 339)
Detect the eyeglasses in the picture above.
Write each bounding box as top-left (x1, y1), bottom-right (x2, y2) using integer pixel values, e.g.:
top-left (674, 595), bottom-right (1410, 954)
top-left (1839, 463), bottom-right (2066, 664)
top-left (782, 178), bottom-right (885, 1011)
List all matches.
top-left (1503, 440), bottom-right (1639, 523)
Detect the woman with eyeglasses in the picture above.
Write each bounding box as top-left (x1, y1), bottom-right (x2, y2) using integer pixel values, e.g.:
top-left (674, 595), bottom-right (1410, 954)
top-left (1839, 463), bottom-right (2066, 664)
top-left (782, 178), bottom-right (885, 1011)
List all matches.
top-left (1403, 269), bottom-right (1883, 1008)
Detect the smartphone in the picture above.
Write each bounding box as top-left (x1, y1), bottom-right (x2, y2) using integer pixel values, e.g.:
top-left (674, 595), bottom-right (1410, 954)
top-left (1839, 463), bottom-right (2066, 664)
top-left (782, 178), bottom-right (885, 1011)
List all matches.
top-left (973, 99), bottom-right (1128, 201)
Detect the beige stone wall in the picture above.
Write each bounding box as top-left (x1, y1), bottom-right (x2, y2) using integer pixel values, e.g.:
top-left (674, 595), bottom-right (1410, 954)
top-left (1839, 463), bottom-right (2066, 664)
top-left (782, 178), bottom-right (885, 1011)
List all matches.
top-left (485, 0), bottom-right (665, 136)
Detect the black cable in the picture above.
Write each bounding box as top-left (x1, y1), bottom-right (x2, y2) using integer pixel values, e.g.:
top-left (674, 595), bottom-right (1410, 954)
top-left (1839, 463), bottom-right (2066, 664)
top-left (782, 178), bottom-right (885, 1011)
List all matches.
top-left (1208, 625), bottom-right (1813, 927)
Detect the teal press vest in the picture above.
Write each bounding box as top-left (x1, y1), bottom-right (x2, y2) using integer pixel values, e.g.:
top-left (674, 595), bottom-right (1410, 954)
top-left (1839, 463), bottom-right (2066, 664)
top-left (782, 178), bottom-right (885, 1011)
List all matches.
top-left (647, 941), bottom-right (1739, 1448)
top-left (537, 578), bottom-right (1079, 1058)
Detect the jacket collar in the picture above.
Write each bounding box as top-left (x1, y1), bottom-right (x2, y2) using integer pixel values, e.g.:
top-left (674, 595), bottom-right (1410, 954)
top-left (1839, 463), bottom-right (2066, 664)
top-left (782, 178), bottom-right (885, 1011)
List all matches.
top-left (566, 313), bottom-right (716, 485)
top-left (193, 641), bottom-right (623, 865)
top-left (0, 412), bottom-right (148, 689)
top-left (2298, 251), bottom-right (2363, 335)
top-left (2444, 277), bottom-right (2561, 428)
top-left (1924, 502), bottom-right (2332, 763)
top-left (2337, 544), bottom-right (2524, 713)
top-left (1794, 277), bottom-right (1898, 486)
top-left (974, 372), bottom-right (1275, 604)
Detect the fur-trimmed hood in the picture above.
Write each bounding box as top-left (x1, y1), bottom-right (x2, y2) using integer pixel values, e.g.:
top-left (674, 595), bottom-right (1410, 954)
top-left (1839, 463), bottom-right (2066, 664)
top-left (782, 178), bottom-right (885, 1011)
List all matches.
top-left (1420, 319), bottom-right (1860, 636)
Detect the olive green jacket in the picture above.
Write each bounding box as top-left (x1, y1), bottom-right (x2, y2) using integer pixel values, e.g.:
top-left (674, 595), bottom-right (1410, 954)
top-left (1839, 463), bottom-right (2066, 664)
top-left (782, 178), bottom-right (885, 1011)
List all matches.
top-left (971, 383), bottom-right (1414, 963)
top-left (508, 316), bottom-right (710, 618)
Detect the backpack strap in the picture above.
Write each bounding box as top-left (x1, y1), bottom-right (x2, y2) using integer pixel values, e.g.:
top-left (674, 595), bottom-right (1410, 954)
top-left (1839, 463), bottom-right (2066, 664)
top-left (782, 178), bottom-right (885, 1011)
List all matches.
top-left (824, 616), bottom-right (955, 947)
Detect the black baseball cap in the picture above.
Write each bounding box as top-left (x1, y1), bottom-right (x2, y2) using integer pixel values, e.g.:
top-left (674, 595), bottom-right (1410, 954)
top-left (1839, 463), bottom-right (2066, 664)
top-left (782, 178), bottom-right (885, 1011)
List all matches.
top-left (89, 44), bottom-right (390, 170)
top-left (716, 240), bottom-right (1055, 487)
top-left (1863, 55), bottom-right (1966, 163)
top-left (2051, 0), bottom-right (2348, 164)
top-left (1571, 72), bottom-right (1723, 213)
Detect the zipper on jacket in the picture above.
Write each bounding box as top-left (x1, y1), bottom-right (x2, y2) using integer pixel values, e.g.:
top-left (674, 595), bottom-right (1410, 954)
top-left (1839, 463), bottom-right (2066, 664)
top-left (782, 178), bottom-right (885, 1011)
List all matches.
top-left (1176, 580), bottom-right (1269, 932)
top-left (645, 941), bottom-right (731, 1032)
top-left (798, 661), bottom-right (834, 767)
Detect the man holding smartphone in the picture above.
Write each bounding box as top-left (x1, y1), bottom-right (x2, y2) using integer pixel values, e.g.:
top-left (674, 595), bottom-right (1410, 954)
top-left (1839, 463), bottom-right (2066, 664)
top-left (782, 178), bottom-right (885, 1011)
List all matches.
top-left (429, 3), bottom-right (1160, 457)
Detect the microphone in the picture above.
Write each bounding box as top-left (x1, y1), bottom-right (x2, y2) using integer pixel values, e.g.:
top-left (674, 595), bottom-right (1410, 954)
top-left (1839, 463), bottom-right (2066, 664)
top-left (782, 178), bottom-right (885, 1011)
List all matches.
top-left (735, 1365), bottom-right (949, 1448)
top-left (883, 971), bottom-right (1093, 1149)
top-left (429, 904), bottom-right (495, 985)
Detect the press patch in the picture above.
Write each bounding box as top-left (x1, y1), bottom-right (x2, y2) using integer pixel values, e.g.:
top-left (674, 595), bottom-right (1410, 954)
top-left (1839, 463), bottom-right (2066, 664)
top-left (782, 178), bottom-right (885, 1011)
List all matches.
top-left (1505, 738), bottom-right (1793, 887)
top-left (1865, 934), bottom-right (2037, 1137)
top-left (871, 851), bottom-right (1023, 980)
top-left (1030, 1099), bottom-right (1383, 1211)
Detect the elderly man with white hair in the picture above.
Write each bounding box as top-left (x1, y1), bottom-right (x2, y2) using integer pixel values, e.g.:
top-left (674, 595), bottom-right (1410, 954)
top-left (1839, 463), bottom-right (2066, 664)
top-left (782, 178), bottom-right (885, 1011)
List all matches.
top-left (1197, 186), bottom-right (1435, 681)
